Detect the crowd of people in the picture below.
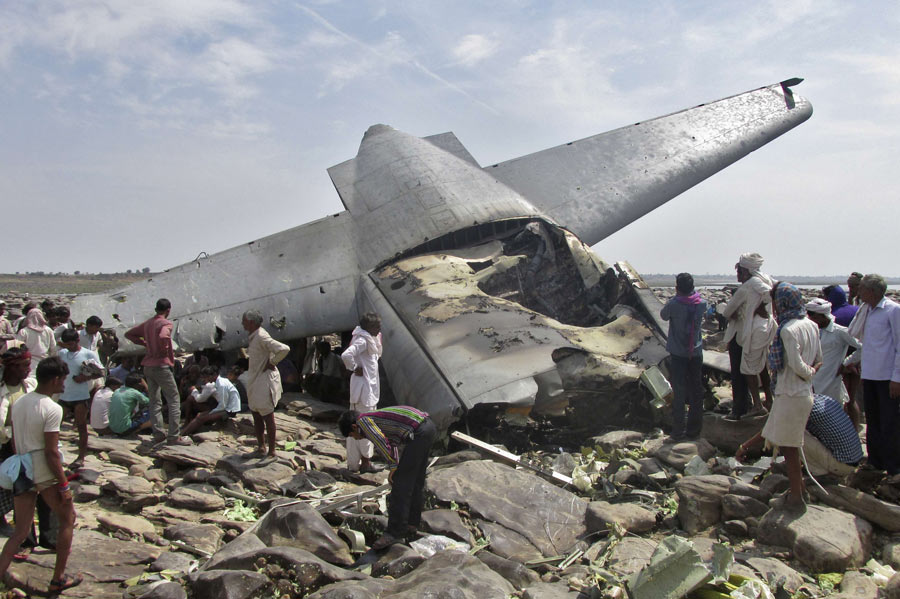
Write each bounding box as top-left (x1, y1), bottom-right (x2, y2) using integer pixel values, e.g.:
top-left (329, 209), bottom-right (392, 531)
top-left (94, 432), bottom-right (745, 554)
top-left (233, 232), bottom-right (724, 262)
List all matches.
top-left (663, 254), bottom-right (899, 513)
top-left (0, 295), bottom-right (435, 590)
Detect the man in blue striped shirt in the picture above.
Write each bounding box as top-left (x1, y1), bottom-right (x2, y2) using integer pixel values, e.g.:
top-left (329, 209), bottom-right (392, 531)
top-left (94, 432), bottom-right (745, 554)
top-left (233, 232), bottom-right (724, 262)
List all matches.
top-left (339, 406), bottom-right (436, 549)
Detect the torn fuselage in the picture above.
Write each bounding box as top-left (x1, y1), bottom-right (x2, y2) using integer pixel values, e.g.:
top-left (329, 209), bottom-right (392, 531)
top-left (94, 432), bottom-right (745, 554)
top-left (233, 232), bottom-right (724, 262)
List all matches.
top-left (371, 218), bottom-right (668, 432)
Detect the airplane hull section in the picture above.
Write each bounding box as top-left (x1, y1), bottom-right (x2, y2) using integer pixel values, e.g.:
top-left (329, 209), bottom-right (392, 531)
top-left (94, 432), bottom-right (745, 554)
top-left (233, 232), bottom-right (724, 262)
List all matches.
top-left (486, 82), bottom-right (813, 246)
top-left (69, 212), bottom-right (360, 351)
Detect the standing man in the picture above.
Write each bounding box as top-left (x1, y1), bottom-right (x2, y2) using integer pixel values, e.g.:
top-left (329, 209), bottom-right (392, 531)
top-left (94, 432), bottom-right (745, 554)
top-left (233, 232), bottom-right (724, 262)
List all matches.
top-left (660, 273), bottom-right (707, 440)
top-left (760, 282), bottom-right (822, 511)
top-left (339, 406), bottom-right (436, 549)
top-left (718, 252), bottom-right (775, 420)
top-left (125, 298), bottom-right (190, 446)
top-left (0, 357), bottom-right (81, 594)
top-left (847, 272), bottom-right (864, 306)
top-left (57, 329), bottom-right (103, 468)
top-left (852, 274), bottom-right (900, 475)
top-left (0, 302), bottom-right (17, 354)
top-left (341, 313), bottom-right (383, 472)
top-left (242, 309), bottom-right (290, 457)
top-left (805, 298), bottom-right (863, 427)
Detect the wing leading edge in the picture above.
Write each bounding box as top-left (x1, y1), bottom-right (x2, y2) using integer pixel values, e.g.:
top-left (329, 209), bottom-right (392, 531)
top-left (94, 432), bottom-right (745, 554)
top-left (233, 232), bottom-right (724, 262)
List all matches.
top-left (486, 79), bottom-right (813, 246)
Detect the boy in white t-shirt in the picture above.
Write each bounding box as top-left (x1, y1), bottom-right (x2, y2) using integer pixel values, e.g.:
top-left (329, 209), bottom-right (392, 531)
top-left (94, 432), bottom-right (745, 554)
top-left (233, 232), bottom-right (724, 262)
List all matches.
top-left (90, 377), bottom-right (123, 435)
top-left (0, 356), bottom-right (81, 593)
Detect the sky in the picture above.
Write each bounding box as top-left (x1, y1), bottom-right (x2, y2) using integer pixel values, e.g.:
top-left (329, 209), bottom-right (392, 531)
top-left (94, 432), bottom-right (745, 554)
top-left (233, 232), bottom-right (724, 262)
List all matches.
top-left (1, 1), bottom-right (898, 277)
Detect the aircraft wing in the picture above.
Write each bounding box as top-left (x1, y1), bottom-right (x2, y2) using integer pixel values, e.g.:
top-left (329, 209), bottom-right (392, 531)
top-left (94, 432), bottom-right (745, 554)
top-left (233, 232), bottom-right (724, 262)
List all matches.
top-left (69, 212), bottom-right (361, 352)
top-left (485, 80), bottom-right (813, 246)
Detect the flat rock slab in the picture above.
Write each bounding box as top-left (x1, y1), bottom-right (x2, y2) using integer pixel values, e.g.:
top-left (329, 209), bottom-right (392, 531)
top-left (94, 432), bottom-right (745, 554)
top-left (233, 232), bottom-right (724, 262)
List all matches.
top-left (166, 484), bottom-right (226, 512)
top-left (605, 537), bottom-right (657, 578)
top-left (389, 549), bottom-right (516, 599)
top-left (153, 441), bottom-right (224, 468)
top-left (282, 393), bottom-right (347, 421)
top-left (241, 460), bottom-right (298, 493)
top-left (811, 484), bottom-right (900, 532)
top-left (757, 504), bottom-right (873, 572)
top-left (165, 523), bottom-right (225, 555)
top-left (88, 436), bottom-right (141, 453)
top-left (427, 460), bottom-right (587, 557)
top-left (97, 513), bottom-right (156, 537)
top-left (586, 501), bottom-right (656, 534)
top-left (104, 475), bottom-right (155, 497)
top-left (108, 449), bottom-right (153, 468)
top-left (6, 529), bottom-right (162, 597)
top-left (477, 520), bottom-right (543, 562)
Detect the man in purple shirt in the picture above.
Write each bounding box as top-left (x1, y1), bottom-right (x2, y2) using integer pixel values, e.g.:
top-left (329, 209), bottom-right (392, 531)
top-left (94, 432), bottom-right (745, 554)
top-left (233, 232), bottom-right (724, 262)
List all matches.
top-left (339, 406), bottom-right (435, 549)
top-left (124, 299), bottom-right (190, 446)
top-left (855, 274), bottom-right (900, 474)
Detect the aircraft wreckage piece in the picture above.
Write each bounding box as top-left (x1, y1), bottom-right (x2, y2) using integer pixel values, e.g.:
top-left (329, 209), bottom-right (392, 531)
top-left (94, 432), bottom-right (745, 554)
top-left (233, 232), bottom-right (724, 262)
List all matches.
top-left (70, 79), bottom-right (812, 428)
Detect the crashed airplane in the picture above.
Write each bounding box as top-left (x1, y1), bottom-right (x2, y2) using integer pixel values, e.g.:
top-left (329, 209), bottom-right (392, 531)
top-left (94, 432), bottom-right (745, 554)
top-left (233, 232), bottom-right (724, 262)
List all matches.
top-left (71, 79), bottom-right (812, 430)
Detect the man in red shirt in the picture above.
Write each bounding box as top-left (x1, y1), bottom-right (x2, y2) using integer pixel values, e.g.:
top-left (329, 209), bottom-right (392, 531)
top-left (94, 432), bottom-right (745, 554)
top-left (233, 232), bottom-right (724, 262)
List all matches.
top-left (124, 299), bottom-right (190, 446)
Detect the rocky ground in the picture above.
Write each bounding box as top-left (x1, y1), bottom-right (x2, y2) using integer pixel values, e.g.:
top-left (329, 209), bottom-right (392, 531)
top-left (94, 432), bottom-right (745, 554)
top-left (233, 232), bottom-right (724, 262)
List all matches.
top-left (2, 288), bottom-right (900, 598)
top-left (0, 389), bottom-right (898, 599)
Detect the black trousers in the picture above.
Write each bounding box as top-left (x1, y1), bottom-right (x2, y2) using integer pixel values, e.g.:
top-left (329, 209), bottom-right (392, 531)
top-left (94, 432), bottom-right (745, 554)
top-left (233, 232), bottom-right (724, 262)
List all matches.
top-left (387, 418), bottom-right (436, 536)
top-left (728, 338), bottom-right (751, 417)
top-left (670, 355), bottom-right (703, 438)
top-left (863, 379), bottom-right (900, 475)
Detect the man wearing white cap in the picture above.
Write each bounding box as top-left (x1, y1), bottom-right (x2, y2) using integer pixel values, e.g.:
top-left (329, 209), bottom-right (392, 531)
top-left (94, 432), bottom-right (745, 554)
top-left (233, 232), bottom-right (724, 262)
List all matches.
top-left (806, 297), bottom-right (862, 428)
top-left (718, 252), bottom-right (775, 420)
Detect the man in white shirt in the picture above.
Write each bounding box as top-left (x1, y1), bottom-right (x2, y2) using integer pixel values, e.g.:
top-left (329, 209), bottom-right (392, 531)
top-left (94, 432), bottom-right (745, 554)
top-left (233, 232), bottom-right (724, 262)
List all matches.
top-left (57, 329), bottom-right (103, 469)
top-left (78, 316), bottom-right (103, 353)
top-left (853, 274), bottom-right (900, 475)
top-left (181, 366), bottom-right (242, 436)
top-left (341, 312), bottom-right (383, 472)
top-left (242, 310), bottom-right (290, 457)
top-left (0, 357), bottom-right (81, 593)
top-left (89, 377), bottom-right (123, 435)
top-left (718, 252), bottom-right (775, 420)
top-left (805, 298), bottom-right (862, 427)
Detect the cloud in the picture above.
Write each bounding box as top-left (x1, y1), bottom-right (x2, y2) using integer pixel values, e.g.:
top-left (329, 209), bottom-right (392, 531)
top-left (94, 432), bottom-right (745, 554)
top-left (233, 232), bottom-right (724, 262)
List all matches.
top-left (452, 34), bottom-right (499, 66)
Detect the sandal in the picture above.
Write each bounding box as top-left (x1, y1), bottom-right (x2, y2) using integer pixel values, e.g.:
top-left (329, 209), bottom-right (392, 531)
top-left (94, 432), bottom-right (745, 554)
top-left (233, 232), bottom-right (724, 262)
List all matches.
top-left (48, 573), bottom-right (83, 593)
top-left (68, 458), bottom-right (85, 471)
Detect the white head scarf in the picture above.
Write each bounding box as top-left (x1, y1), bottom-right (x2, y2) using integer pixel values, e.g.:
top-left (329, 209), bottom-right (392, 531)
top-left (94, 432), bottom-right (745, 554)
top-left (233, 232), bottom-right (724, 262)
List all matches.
top-left (805, 298), bottom-right (832, 316)
top-left (738, 252), bottom-right (765, 273)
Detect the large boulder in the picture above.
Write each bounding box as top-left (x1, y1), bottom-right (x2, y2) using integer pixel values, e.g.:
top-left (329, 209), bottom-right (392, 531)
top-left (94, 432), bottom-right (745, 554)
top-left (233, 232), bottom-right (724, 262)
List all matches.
top-left (427, 460), bottom-right (587, 557)
top-left (757, 504), bottom-right (872, 572)
top-left (254, 501), bottom-right (353, 566)
top-left (477, 550), bottom-right (542, 590)
top-left (605, 537), bottom-right (657, 578)
top-left (164, 523), bottom-right (225, 555)
top-left (421, 509), bottom-right (475, 544)
top-left (388, 549), bottom-right (516, 599)
top-left (674, 475), bottom-right (734, 533)
top-left (721, 494), bottom-right (769, 521)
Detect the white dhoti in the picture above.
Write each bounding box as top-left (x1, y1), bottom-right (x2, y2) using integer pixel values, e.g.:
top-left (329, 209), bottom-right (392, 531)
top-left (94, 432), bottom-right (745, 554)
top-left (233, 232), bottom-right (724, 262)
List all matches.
top-left (740, 315), bottom-right (776, 375)
top-left (346, 400), bottom-right (374, 470)
top-left (802, 431), bottom-right (856, 478)
top-left (762, 392), bottom-right (814, 448)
